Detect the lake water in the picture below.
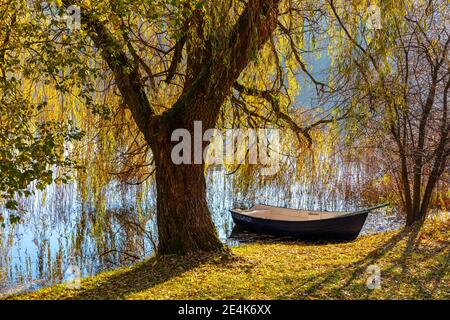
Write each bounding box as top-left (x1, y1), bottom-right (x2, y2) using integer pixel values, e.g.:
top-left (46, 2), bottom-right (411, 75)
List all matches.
top-left (0, 170), bottom-right (404, 296)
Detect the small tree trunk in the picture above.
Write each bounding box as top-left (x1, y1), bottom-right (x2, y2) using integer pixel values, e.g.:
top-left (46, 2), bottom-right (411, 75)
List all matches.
top-left (152, 137), bottom-right (223, 255)
top-left (405, 202), bottom-right (428, 227)
top-left (405, 209), bottom-right (417, 226)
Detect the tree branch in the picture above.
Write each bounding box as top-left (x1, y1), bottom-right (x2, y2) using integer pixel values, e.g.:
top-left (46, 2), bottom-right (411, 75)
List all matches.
top-left (62, 1), bottom-right (155, 138)
top-left (165, 35), bottom-right (186, 84)
top-left (233, 82), bottom-right (313, 146)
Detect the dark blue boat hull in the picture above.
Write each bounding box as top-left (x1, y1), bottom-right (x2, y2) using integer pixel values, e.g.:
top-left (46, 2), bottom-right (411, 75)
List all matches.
top-left (230, 210), bottom-right (369, 240)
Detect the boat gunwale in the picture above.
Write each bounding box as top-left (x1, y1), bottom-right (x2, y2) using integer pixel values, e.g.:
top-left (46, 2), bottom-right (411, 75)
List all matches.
top-left (229, 203), bottom-right (387, 223)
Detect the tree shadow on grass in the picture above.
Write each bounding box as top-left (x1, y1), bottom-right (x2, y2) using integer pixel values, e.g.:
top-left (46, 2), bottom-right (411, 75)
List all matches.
top-left (289, 223), bottom-right (449, 299)
top-left (293, 228), bottom-right (412, 299)
top-left (394, 223), bottom-right (450, 298)
top-left (65, 251), bottom-right (235, 300)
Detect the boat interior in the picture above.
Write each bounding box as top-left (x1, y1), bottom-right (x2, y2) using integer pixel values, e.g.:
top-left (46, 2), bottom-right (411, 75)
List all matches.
top-left (231, 204), bottom-right (349, 221)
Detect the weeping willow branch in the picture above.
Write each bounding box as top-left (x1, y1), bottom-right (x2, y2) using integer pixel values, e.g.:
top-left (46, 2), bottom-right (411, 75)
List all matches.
top-left (277, 21), bottom-right (328, 94)
top-left (233, 82), bottom-right (352, 148)
top-left (165, 35), bottom-right (186, 84)
top-left (119, 17), bottom-right (156, 89)
top-left (62, 0), bottom-right (155, 137)
top-left (233, 82), bottom-right (313, 146)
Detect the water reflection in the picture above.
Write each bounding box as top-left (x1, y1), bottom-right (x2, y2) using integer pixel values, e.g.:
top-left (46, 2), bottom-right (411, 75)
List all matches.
top-left (0, 170), bottom-right (404, 296)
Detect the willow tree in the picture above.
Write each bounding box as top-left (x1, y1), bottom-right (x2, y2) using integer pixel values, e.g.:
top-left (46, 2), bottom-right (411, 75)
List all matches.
top-left (1, 0), bottom-right (378, 254)
top-left (83, 0), bottom-right (285, 254)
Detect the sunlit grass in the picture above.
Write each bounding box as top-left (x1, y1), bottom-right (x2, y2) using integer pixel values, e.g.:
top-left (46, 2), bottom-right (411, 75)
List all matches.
top-left (7, 219), bottom-right (449, 300)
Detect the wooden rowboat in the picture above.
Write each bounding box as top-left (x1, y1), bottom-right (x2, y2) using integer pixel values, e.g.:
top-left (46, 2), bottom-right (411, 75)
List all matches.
top-left (230, 204), bottom-right (388, 240)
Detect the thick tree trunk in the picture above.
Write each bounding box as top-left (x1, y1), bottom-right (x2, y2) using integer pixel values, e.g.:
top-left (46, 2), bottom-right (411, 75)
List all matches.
top-left (151, 130), bottom-right (223, 255)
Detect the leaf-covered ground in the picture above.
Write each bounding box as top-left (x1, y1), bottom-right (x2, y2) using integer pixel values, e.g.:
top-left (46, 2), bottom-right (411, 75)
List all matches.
top-left (7, 219), bottom-right (449, 300)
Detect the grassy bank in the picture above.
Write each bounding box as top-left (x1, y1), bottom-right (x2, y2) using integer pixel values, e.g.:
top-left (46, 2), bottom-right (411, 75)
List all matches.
top-left (7, 219), bottom-right (449, 300)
